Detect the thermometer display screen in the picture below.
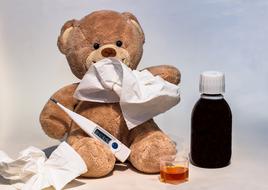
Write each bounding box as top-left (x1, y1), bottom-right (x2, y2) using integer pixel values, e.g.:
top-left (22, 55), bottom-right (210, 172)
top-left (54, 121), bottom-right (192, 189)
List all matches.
top-left (94, 129), bottom-right (112, 144)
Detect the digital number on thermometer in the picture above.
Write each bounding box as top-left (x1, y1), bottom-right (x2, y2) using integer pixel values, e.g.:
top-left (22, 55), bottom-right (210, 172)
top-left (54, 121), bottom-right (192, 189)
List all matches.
top-left (94, 128), bottom-right (112, 144)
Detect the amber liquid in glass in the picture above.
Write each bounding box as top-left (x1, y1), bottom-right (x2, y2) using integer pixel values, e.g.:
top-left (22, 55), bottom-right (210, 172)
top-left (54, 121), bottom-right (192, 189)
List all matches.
top-left (160, 165), bottom-right (189, 184)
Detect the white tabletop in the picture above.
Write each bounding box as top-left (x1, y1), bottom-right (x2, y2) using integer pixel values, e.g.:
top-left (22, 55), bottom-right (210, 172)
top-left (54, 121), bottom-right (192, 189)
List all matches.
top-left (0, 144), bottom-right (267, 190)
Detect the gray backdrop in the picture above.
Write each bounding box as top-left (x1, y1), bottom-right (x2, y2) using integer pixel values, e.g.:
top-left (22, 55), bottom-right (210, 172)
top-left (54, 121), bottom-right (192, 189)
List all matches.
top-left (0, 0), bottom-right (267, 172)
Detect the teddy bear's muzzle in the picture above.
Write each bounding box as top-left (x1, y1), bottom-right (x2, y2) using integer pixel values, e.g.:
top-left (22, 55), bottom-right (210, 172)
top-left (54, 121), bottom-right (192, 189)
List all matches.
top-left (85, 44), bottom-right (131, 70)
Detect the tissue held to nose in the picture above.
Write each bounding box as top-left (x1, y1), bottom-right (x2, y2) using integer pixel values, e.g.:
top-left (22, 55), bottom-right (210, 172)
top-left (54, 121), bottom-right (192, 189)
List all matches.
top-left (74, 58), bottom-right (180, 130)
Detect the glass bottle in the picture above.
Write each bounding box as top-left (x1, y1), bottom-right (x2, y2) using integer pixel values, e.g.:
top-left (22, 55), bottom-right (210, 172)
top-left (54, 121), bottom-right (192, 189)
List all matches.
top-left (190, 71), bottom-right (232, 168)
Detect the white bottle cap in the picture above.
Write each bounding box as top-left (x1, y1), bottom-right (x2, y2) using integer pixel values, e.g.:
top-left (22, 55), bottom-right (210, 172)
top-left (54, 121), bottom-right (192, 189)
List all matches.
top-left (199, 71), bottom-right (225, 94)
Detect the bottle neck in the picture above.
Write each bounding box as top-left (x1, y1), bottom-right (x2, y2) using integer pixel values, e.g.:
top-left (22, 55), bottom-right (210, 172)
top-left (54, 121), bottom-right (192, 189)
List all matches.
top-left (201, 94), bottom-right (224, 100)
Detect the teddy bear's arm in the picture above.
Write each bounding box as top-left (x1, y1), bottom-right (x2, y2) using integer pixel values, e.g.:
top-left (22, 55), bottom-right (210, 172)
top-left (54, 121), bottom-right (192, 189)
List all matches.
top-left (144, 65), bottom-right (181, 85)
top-left (39, 83), bottom-right (79, 139)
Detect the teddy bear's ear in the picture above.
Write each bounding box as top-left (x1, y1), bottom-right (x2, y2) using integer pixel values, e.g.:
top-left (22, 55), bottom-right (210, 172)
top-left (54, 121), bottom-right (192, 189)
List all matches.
top-left (122, 12), bottom-right (145, 44)
top-left (57, 19), bottom-right (77, 54)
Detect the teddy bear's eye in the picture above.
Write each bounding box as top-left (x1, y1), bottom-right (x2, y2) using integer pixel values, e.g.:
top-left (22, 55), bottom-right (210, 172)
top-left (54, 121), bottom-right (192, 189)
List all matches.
top-left (93, 43), bottom-right (100, 50)
top-left (116, 40), bottom-right (123, 47)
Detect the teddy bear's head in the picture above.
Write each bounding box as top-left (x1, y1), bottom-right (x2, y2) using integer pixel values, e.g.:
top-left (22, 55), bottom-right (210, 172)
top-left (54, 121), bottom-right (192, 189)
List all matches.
top-left (57, 10), bottom-right (145, 79)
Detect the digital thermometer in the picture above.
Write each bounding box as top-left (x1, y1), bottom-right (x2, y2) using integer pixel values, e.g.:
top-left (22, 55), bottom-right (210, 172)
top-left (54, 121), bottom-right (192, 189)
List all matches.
top-left (50, 98), bottom-right (131, 162)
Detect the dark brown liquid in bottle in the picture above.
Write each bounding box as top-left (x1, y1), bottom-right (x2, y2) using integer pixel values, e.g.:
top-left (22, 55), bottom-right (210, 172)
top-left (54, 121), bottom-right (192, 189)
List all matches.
top-left (190, 94), bottom-right (232, 168)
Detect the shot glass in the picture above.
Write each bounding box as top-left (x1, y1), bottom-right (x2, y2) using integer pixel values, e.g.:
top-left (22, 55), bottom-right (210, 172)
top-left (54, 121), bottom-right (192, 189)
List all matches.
top-left (159, 135), bottom-right (189, 185)
top-left (159, 154), bottom-right (189, 185)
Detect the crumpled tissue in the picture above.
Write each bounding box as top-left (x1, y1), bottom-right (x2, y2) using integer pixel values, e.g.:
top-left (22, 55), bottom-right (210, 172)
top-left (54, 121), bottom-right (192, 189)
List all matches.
top-left (0, 142), bottom-right (87, 190)
top-left (74, 58), bottom-right (180, 129)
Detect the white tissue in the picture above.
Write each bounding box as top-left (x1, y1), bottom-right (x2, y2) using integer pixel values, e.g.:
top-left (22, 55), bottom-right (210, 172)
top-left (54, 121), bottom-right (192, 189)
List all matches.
top-left (74, 58), bottom-right (180, 129)
top-left (0, 142), bottom-right (87, 190)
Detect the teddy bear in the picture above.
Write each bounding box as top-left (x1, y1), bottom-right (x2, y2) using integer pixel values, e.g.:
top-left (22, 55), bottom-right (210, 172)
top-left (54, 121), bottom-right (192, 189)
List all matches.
top-left (40, 10), bottom-right (181, 177)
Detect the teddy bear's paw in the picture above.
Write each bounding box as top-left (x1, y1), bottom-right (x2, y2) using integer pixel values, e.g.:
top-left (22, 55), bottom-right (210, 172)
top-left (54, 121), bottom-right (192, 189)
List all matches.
top-left (146, 65), bottom-right (181, 85)
top-left (129, 131), bottom-right (176, 173)
top-left (71, 137), bottom-right (116, 177)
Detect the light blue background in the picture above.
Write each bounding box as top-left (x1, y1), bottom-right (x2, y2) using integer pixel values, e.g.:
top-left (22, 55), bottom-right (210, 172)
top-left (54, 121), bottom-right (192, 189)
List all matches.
top-left (0, 0), bottom-right (267, 188)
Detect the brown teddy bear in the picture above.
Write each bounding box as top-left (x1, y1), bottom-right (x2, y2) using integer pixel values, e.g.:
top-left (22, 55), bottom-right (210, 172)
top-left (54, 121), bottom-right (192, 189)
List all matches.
top-left (40, 10), bottom-right (181, 177)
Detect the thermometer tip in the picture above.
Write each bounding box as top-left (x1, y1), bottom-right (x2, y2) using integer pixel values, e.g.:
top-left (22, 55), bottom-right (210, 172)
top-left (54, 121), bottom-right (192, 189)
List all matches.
top-left (50, 98), bottom-right (58, 104)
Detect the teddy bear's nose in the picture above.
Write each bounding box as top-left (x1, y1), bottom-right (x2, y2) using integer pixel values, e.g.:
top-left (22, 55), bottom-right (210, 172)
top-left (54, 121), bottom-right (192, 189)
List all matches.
top-left (101, 48), bottom-right (117, 57)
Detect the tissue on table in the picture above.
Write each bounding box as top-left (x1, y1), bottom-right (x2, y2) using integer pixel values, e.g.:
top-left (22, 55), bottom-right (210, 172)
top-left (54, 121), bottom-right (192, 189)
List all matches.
top-left (74, 58), bottom-right (180, 129)
top-left (0, 142), bottom-right (87, 190)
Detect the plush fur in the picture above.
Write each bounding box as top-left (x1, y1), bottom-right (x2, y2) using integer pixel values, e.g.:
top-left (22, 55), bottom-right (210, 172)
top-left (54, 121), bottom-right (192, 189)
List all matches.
top-left (40, 10), bottom-right (181, 177)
